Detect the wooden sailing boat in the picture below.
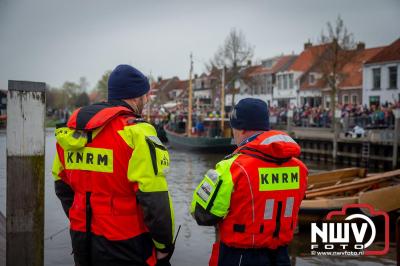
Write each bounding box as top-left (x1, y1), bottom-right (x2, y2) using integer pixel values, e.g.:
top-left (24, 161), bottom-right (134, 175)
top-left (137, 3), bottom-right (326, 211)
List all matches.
top-left (164, 54), bottom-right (235, 152)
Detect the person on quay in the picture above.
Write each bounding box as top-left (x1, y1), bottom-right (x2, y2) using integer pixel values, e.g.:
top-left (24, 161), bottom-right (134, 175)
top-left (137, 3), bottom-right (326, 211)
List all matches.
top-left (52, 64), bottom-right (175, 266)
top-left (191, 98), bottom-right (308, 266)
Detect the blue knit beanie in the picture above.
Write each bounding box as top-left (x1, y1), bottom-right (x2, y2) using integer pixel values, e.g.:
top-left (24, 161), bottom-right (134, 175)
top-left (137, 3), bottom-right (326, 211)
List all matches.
top-left (108, 64), bottom-right (150, 100)
top-left (230, 98), bottom-right (270, 131)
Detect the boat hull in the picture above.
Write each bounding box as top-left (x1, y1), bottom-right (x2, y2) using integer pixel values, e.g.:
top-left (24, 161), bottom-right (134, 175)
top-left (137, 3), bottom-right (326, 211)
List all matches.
top-left (165, 127), bottom-right (236, 153)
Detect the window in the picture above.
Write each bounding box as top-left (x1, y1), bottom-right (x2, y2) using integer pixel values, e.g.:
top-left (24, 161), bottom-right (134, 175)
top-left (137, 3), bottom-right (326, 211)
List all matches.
top-left (309, 74), bottom-right (315, 85)
top-left (351, 94), bottom-right (357, 104)
top-left (372, 68), bottom-right (381, 89)
top-left (369, 96), bottom-right (380, 106)
top-left (278, 75), bottom-right (282, 90)
top-left (283, 75), bottom-right (288, 90)
top-left (289, 74), bottom-right (293, 89)
top-left (267, 76), bottom-right (272, 90)
top-left (342, 94), bottom-right (349, 104)
top-left (389, 66), bottom-right (398, 89)
top-left (324, 95), bottom-right (331, 109)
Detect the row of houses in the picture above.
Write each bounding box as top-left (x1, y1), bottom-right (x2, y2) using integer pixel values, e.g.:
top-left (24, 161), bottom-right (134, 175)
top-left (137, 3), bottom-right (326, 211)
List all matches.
top-left (152, 37), bottom-right (400, 110)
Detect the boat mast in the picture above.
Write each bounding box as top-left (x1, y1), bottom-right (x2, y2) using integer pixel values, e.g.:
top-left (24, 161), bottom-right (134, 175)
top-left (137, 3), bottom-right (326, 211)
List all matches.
top-left (220, 66), bottom-right (225, 136)
top-left (187, 53), bottom-right (193, 136)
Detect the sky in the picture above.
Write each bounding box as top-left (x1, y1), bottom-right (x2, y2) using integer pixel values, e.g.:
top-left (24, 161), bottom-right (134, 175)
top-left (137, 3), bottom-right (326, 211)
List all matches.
top-left (0, 0), bottom-right (399, 91)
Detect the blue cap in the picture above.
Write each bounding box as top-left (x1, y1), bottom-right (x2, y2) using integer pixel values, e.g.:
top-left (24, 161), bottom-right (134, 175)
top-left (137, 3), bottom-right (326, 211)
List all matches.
top-left (108, 64), bottom-right (150, 100)
top-left (230, 98), bottom-right (270, 131)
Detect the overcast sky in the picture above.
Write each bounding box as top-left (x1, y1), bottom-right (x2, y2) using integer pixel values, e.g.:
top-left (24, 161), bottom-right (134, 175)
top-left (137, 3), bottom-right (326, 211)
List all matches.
top-left (0, 0), bottom-right (399, 90)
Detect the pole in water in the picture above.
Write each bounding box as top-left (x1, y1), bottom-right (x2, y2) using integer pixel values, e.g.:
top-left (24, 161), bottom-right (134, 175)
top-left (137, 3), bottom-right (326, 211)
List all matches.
top-left (6, 80), bottom-right (46, 266)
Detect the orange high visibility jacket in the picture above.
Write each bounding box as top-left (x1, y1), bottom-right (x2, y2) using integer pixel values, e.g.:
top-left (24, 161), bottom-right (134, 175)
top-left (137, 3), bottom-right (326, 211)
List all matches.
top-left (192, 130), bottom-right (308, 249)
top-left (52, 101), bottom-right (174, 265)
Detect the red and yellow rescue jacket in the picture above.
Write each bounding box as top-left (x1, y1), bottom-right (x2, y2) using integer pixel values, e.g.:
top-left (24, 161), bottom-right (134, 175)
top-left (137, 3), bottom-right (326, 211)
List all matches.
top-left (52, 101), bottom-right (174, 265)
top-left (191, 130), bottom-right (307, 249)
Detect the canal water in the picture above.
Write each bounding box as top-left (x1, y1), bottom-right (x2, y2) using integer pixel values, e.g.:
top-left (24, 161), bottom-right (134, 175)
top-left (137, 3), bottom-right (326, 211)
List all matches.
top-left (0, 131), bottom-right (396, 265)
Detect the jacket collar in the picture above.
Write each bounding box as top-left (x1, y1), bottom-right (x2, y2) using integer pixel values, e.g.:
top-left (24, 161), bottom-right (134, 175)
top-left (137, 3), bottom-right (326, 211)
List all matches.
top-left (108, 99), bottom-right (142, 117)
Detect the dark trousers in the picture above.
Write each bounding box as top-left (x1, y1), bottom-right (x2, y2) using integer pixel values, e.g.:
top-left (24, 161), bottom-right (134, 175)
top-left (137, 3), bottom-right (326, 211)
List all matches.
top-left (71, 230), bottom-right (155, 266)
top-left (217, 242), bottom-right (291, 266)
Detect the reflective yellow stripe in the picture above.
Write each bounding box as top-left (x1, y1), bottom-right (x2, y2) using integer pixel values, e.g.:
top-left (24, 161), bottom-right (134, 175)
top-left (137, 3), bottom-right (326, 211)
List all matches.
top-left (64, 147), bottom-right (113, 173)
top-left (52, 152), bottom-right (64, 181)
top-left (258, 167), bottom-right (300, 191)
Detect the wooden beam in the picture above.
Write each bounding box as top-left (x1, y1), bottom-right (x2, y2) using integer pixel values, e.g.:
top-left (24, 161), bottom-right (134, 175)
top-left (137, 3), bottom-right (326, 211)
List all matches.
top-left (308, 167), bottom-right (365, 185)
top-left (358, 184), bottom-right (400, 212)
top-left (306, 169), bottom-right (400, 198)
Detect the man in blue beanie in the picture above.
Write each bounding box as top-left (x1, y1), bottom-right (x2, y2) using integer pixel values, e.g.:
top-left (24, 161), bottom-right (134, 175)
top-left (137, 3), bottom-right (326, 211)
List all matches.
top-left (191, 98), bottom-right (308, 266)
top-left (53, 64), bottom-right (175, 266)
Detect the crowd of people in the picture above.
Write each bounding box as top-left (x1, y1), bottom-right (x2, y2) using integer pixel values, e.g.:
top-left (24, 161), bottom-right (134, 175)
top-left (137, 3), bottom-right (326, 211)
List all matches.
top-left (270, 101), bottom-right (400, 131)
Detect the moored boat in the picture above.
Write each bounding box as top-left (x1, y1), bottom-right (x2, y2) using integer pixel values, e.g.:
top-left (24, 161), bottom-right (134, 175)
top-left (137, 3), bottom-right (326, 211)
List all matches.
top-left (165, 54), bottom-right (235, 153)
top-left (164, 122), bottom-right (235, 153)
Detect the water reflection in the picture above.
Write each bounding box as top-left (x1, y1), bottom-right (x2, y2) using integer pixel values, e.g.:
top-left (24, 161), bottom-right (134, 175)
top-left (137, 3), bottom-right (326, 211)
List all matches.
top-left (0, 134), bottom-right (396, 265)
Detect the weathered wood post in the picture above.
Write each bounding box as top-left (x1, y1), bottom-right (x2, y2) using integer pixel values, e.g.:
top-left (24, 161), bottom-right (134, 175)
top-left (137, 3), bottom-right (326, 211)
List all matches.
top-left (332, 108), bottom-right (341, 163)
top-left (6, 80), bottom-right (45, 266)
top-left (393, 108), bottom-right (400, 170)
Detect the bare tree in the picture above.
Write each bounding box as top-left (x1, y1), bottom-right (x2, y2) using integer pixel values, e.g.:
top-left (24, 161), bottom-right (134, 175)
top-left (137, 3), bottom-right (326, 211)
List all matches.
top-left (316, 16), bottom-right (356, 111)
top-left (210, 28), bottom-right (254, 69)
top-left (207, 28), bottom-right (254, 107)
top-left (312, 16), bottom-right (357, 163)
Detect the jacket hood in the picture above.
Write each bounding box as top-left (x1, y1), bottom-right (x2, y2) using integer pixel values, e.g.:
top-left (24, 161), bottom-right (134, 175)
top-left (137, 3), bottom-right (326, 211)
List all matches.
top-left (57, 102), bottom-right (134, 150)
top-left (55, 127), bottom-right (102, 150)
top-left (237, 130), bottom-right (301, 161)
top-left (67, 102), bottom-right (133, 130)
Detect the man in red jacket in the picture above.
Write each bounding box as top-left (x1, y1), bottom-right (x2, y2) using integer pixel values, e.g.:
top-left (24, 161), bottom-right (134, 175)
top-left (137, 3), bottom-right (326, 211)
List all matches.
top-left (191, 98), bottom-right (308, 266)
top-left (52, 65), bottom-right (174, 266)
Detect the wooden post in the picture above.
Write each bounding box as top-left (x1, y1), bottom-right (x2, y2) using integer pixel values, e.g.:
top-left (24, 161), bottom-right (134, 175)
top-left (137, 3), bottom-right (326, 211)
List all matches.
top-left (393, 108), bottom-right (400, 170)
top-left (332, 108), bottom-right (341, 163)
top-left (6, 80), bottom-right (45, 266)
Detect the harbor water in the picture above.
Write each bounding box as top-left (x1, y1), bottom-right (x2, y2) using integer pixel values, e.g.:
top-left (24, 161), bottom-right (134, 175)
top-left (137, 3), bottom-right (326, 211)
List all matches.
top-left (0, 131), bottom-right (396, 265)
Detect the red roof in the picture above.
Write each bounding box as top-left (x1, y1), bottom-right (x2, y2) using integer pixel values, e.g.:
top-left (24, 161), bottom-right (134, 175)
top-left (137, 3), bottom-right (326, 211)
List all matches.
top-left (242, 55), bottom-right (298, 79)
top-left (365, 38), bottom-right (400, 64)
top-left (289, 44), bottom-right (328, 72)
top-left (177, 80), bottom-right (188, 91)
top-left (151, 78), bottom-right (173, 91)
top-left (270, 55), bottom-right (298, 73)
top-left (339, 47), bottom-right (384, 88)
top-left (300, 46), bottom-right (385, 90)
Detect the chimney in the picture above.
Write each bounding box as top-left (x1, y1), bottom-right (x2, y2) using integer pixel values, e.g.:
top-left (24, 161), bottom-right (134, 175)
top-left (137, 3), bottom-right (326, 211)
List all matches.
top-left (247, 60), bottom-right (252, 66)
top-left (304, 40), bottom-right (312, 50)
top-left (194, 74), bottom-right (198, 79)
top-left (157, 76), bottom-right (162, 82)
top-left (357, 42), bottom-right (365, 51)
